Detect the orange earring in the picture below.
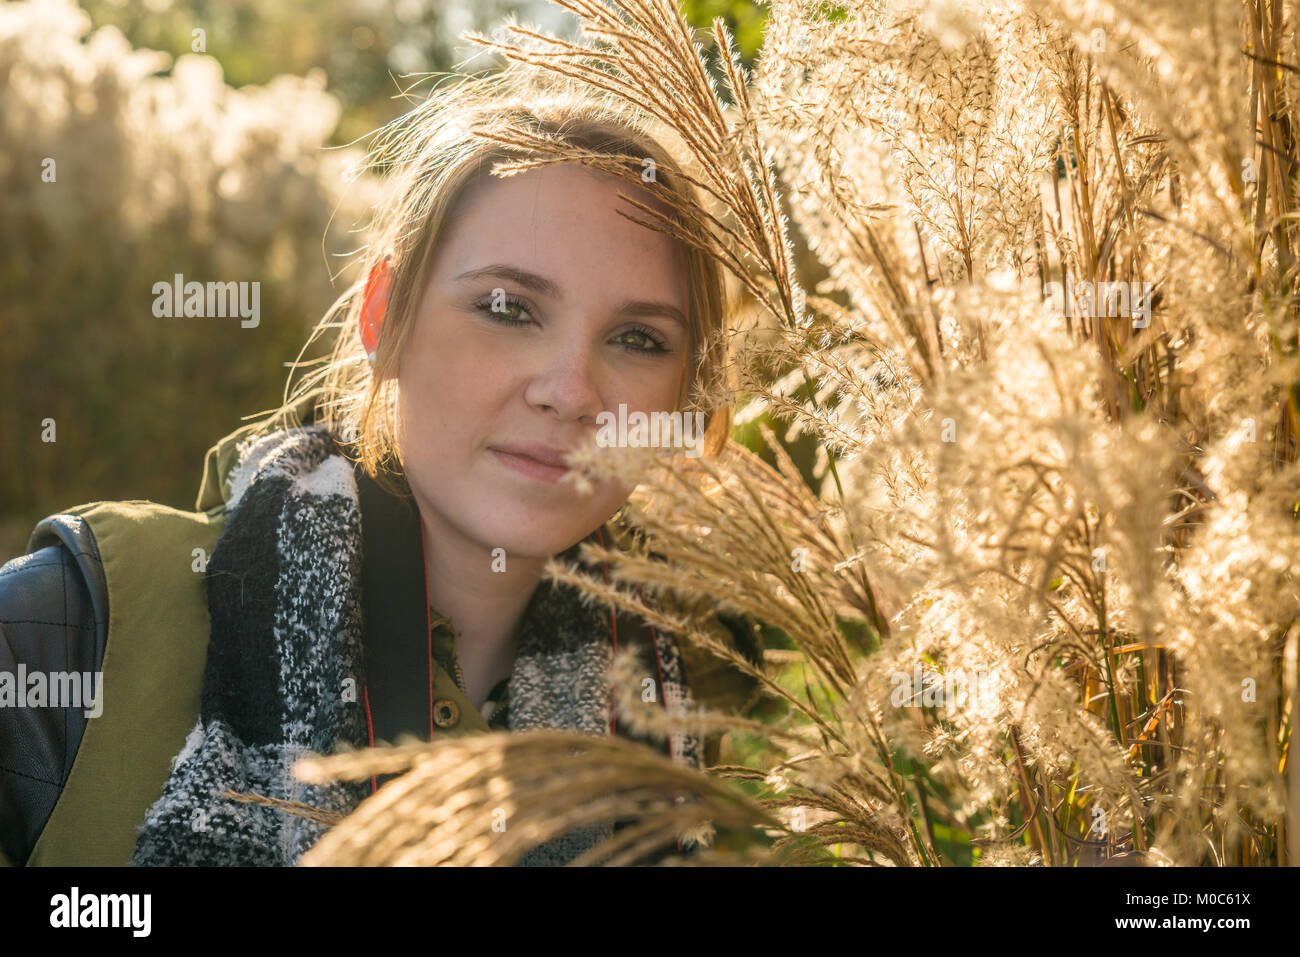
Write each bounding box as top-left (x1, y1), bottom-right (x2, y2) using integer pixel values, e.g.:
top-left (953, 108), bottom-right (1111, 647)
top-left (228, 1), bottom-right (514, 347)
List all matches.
top-left (359, 259), bottom-right (393, 363)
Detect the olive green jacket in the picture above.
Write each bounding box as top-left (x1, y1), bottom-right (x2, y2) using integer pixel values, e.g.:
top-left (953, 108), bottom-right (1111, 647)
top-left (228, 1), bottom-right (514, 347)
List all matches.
top-left (1, 397), bottom-right (761, 866)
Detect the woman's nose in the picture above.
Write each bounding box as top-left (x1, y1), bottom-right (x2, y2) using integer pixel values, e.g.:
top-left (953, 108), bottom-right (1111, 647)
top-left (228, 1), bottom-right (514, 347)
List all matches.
top-left (522, 338), bottom-right (604, 423)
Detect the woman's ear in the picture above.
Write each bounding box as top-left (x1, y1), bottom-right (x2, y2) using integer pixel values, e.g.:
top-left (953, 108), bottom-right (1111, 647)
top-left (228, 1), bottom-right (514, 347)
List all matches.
top-left (359, 258), bottom-right (393, 363)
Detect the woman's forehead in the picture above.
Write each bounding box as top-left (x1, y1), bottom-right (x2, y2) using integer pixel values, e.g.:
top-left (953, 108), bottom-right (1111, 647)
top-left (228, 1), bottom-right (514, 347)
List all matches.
top-left (448, 162), bottom-right (668, 231)
top-left (435, 163), bottom-right (687, 303)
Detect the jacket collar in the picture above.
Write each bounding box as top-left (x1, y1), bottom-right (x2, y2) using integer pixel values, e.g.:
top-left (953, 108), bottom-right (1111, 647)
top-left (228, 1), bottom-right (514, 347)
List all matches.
top-left (354, 460), bottom-right (435, 740)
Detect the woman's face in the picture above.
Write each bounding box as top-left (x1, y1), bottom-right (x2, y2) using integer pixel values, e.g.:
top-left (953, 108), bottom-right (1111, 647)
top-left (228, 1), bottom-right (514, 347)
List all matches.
top-left (396, 162), bottom-right (690, 560)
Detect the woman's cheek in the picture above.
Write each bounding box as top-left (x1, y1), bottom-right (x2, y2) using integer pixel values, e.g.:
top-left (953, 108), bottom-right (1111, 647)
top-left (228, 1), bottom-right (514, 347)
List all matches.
top-left (439, 335), bottom-right (523, 394)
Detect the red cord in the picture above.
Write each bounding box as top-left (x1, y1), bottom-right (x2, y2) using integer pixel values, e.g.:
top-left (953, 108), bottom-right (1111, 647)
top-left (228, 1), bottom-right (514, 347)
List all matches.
top-left (419, 518), bottom-right (434, 741)
top-left (362, 683), bottom-right (377, 795)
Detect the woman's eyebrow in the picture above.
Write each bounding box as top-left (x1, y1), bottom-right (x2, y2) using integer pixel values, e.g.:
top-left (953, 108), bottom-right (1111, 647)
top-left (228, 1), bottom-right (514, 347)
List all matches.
top-left (616, 299), bottom-right (687, 329)
top-left (454, 263), bottom-right (687, 328)
top-left (455, 264), bottom-right (558, 297)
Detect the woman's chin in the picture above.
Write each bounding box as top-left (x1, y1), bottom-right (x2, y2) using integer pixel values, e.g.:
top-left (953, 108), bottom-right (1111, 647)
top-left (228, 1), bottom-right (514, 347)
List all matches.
top-left (469, 508), bottom-right (622, 561)
top-left (464, 517), bottom-right (578, 560)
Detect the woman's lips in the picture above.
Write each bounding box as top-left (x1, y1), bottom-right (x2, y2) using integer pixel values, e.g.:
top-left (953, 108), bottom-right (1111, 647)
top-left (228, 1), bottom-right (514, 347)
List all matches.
top-left (489, 447), bottom-right (571, 483)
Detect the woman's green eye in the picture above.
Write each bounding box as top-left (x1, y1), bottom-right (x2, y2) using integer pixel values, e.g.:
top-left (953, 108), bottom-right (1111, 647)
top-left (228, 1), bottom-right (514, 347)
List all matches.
top-left (616, 325), bottom-right (670, 354)
top-left (474, 294), bottom-right (533, 325)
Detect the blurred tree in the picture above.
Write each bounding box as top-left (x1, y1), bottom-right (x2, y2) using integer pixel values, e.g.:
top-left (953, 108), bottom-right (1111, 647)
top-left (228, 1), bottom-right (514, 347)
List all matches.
top-left (0, 0), bottom-right (378, 559)
top-left (79, 0), bottom-right (768, 145)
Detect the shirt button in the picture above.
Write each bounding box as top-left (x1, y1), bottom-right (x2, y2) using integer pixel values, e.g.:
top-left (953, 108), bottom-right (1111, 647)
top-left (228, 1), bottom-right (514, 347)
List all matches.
top-left (433, 699), bottom-right (460, 729)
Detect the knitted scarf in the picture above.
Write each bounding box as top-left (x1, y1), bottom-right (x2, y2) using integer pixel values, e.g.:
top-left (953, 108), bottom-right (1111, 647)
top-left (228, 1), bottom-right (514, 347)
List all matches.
top-left (129, 424), bottom-right (700, 866)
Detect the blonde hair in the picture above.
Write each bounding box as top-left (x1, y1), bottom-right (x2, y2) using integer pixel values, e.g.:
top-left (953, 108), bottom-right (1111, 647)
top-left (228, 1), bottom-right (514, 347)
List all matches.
top-left (269, 64), bottom-right (733, 498)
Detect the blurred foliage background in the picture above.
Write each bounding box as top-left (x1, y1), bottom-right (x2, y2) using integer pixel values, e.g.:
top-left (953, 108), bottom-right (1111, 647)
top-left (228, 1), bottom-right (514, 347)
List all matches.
top-left (0, 0), bottom-right (790, 561)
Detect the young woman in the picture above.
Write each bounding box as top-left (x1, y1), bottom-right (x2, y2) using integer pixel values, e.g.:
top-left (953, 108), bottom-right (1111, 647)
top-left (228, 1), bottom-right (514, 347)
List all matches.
top-left (0, 67), bottom-right (762, 866)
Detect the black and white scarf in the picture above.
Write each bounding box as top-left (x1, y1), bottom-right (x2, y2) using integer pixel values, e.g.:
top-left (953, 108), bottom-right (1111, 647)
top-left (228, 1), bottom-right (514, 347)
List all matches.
top-left (129, 424), bottom-right (700, 866)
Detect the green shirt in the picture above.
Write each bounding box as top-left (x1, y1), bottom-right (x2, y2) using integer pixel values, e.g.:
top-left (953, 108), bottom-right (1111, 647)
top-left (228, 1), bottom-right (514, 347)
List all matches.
top-left (428, 610), bottom-right (511, 731)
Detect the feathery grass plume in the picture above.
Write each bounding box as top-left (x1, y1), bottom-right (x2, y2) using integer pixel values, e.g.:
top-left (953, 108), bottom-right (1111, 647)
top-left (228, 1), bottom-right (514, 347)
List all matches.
top-left (288, 703), bottom-right (785, 867)
top-left (282, 0), bottom-right (1300, 865)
